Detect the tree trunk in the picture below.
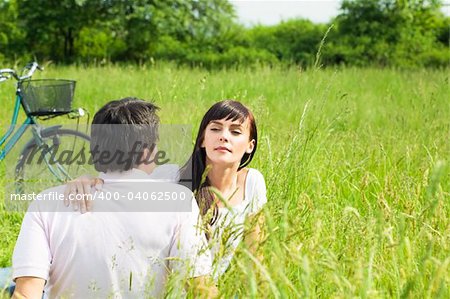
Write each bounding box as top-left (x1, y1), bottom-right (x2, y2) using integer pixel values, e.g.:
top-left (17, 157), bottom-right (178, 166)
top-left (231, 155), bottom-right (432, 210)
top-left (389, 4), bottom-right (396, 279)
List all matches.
top-left (68, 27), bottom-right (74, 59)
top-left (63, 28), bottom-right (74, 62)
top-left (64, 30), bottom-right (69, 60)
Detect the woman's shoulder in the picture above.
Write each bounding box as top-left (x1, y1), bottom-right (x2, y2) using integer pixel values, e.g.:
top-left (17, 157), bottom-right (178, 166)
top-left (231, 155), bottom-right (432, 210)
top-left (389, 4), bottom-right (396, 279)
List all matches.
top-left (243, 168), bottom-right (267, 213)
top-left (245, 168), bottom-right (265, 186)
top-left (244, 168), bottom-right (266, 197)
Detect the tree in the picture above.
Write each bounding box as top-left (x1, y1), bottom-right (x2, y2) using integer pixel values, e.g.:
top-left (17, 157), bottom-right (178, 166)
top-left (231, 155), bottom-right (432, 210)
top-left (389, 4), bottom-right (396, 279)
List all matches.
top-left (0, 0), bottom-right (25, 61)
top-left (16, 0), bottom-right (117, 62)
top-left (149, 0), bottom-right (237, 58)
top-left (14, 0), bottom-right (236, 62)
top-left (324, 0), bottom-right (449, 67)
top-left (247, 19), bottom-right (327, 66)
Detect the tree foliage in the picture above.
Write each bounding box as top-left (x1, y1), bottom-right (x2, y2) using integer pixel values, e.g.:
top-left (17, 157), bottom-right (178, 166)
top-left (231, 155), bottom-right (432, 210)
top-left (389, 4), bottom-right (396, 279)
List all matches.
top-left (1, 0), bottom-right (448, 68)
top-left (323, 0), bottom-right (449, 67)
top-left (0, 0), bottom-right (25, 61)
top-left (12, 0), bottom-right (236, 62)
top-left (247, 19), bottom-right (327, 66)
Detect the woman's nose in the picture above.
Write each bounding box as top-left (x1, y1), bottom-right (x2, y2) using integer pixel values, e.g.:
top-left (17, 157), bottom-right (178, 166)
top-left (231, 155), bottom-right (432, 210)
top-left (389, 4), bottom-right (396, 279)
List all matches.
top-left (219, 130), bottom-right (229, 142)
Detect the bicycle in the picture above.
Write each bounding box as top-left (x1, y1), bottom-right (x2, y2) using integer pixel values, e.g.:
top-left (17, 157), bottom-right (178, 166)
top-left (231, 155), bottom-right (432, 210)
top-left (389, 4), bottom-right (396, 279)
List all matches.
top-left (0, 62), bottom-right (91, 201)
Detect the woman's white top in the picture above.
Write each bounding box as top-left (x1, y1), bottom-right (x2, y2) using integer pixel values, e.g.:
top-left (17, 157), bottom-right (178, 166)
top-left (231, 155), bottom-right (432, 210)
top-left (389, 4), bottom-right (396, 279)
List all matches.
top-left (209, 168), bottom-right (267, 280)
top-left (152, 165), bottom-right (267, 279)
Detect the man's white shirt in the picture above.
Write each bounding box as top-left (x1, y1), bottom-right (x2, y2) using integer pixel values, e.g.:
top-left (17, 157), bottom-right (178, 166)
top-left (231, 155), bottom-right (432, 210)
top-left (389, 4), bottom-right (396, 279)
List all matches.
top-left (12, 168), bottom-right (211, 298)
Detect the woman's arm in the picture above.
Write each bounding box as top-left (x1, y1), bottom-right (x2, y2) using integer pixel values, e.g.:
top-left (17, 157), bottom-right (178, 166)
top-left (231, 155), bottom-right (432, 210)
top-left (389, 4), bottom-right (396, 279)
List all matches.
top-left (244, 169), bottom-right (267, 261)
top-left (244, 211), bottom-right (266, 261)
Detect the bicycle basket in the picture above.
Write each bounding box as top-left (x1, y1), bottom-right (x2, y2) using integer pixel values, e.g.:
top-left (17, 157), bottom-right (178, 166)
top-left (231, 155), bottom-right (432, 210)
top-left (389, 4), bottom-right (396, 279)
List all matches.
top-left (19, 79), bottom-right (76, 116)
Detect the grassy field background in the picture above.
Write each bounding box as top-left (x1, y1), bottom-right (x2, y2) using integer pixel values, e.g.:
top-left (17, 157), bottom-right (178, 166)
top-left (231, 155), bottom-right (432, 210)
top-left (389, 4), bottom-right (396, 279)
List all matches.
top-left (0, 64), bottom-right (448, 297)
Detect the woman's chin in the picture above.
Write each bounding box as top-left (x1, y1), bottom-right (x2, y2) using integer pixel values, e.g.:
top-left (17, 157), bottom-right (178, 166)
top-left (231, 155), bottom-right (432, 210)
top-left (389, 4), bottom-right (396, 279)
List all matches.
top-left (208, 157), bottom-right (240, 167)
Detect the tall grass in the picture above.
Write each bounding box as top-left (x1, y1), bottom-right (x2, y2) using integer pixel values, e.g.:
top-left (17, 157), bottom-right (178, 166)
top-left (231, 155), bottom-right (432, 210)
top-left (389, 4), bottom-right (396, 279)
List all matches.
top-left (0, 64), bottom-right (448, 297)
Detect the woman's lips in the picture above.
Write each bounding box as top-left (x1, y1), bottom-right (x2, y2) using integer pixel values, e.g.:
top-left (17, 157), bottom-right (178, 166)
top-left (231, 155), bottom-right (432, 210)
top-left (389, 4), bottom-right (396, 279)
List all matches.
top-left (215, 146), bottom-right (231, 152)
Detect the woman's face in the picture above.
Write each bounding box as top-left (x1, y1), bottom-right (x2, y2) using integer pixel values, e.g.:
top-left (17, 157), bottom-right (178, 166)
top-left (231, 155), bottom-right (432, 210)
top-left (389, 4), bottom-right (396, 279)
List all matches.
top-left (202, 117), bottom-right (255, 167)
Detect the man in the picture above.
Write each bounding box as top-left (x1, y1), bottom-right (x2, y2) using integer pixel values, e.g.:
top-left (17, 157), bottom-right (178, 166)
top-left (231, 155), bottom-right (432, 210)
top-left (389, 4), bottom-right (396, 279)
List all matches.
top-left (12, 98), bottom-right (215, 298)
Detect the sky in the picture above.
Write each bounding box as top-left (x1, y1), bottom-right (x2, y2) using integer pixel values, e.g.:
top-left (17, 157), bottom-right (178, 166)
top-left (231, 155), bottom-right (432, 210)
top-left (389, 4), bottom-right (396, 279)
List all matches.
top-left (230, 0), bottom-right (450, 26)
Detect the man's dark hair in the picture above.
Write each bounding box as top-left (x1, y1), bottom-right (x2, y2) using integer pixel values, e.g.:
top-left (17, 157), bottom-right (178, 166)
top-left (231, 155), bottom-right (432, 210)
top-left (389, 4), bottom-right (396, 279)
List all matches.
top-left (90, 97), bottom-right (160, 172)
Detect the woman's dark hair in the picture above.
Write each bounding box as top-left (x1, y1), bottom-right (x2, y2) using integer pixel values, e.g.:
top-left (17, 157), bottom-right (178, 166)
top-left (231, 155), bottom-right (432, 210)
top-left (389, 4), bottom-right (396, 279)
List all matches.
top-left (180, 100), bottom-right (257, 227)
top-left (90, 97), bottom-right (160, 172)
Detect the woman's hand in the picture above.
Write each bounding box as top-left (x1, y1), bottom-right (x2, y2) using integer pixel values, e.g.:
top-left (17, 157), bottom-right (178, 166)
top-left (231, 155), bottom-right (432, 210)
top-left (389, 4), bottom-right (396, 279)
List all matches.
top-left (63, 175), bottom-right (103, 213)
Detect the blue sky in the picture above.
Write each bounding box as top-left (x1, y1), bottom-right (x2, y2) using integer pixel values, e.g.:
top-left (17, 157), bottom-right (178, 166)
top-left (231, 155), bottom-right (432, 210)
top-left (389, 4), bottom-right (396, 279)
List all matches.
top-left (230, 0), bottom-right (450, 26)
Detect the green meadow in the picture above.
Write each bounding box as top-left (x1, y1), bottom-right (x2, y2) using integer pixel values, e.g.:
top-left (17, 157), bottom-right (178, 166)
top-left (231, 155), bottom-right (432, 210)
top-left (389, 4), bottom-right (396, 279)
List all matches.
top-left (0, 64), bottom-right (448, 298)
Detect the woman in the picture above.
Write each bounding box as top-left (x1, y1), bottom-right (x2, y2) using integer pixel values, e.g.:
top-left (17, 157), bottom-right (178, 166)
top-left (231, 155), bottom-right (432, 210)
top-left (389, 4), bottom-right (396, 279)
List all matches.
top-left (180, 100), bottom-right (266, 279)
top-left (65, 100), bottom-right (267, 279)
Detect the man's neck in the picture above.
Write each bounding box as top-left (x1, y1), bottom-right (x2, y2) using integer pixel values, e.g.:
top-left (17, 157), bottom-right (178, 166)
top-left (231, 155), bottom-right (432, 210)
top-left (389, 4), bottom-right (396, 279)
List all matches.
top-left (136, 162), bottom-right (156, 175)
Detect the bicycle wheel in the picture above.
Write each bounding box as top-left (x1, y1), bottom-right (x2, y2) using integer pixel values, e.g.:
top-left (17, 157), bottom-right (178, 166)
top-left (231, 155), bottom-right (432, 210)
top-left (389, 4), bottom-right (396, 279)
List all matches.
top-left (14, 128), bottom-right (92, 196)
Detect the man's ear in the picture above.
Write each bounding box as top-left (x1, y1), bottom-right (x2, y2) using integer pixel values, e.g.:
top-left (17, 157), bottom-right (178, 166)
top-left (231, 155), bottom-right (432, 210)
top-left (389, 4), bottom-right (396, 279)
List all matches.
top-left (246, 139), bottom-right (255, 154)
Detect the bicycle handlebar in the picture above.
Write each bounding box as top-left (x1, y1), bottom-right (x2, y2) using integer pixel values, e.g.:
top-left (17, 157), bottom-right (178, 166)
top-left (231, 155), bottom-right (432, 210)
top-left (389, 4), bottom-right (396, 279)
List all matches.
top-left (0, 62), bottom-right (43, 82)
top-left (21, 62), bottom-right (43, 80)
top-left (0, 69), bottom-right (19, 81)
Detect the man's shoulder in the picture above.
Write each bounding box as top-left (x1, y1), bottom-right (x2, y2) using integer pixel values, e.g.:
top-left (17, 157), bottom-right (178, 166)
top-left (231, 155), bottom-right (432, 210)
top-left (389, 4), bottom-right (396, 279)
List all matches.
top-left (149, 164), bottom-right (180, 182)
top-left (26, 184), bottom-right (68, 212)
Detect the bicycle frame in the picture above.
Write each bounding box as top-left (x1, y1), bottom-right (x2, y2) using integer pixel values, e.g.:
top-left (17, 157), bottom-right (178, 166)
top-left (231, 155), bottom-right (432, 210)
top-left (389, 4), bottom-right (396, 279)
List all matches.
top-left (0, 90), bottom-right (73, 182)
top-left (0, 90), bottom-right (35, 161)
top-left (1, 62), bottom-right (90, 188)
top-left (0, 62), bottom-right (45, 161)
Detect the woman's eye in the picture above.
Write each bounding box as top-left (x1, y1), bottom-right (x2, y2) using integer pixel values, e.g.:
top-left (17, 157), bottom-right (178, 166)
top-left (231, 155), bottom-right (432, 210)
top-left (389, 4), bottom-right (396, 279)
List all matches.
top-left (210, 128), bottom-right (220, 131)
top-left (232, 131), bottom-right (242, 135)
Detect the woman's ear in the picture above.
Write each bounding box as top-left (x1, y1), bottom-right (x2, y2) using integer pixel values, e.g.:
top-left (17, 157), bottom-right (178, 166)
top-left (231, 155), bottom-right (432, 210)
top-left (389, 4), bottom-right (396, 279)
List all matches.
top-left (246, 139), bottom-right (255, 154)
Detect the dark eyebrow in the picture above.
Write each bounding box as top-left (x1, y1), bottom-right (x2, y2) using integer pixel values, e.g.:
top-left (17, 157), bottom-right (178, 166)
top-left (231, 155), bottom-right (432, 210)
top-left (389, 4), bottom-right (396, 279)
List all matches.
top-left (229, 124), bottom-right (244, 129)
top-left (210, 120), bottom-right (244, 129)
